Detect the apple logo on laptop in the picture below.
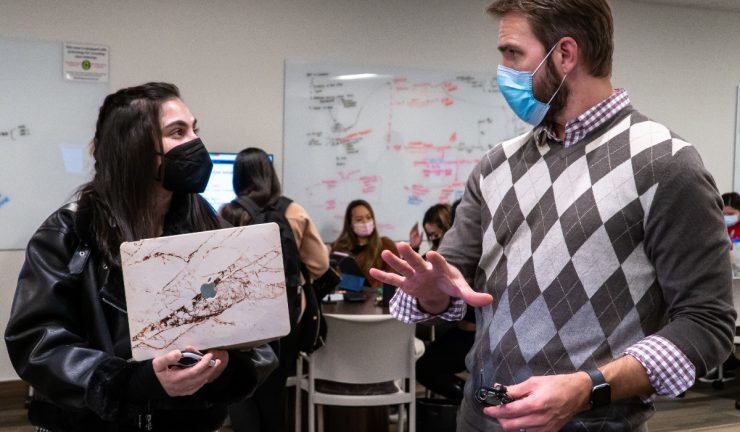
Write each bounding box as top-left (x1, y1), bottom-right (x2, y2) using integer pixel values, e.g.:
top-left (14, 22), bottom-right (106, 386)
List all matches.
top-left (200, 277), bottom-right (217, 299)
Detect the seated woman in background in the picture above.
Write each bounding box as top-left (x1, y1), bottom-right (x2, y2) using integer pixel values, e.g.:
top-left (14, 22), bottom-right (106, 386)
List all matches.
top-left (219, 147), bottom-right (329, 432)
top-left (331, 199), bottom-right (398, 288)
top-left (408, 203), bottom-right (453, 254)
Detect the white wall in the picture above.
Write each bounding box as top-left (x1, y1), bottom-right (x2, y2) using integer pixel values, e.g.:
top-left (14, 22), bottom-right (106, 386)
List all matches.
top-left (612, 2), bottom-right (740, 190)
top-left (1, 0), bottom-right (738, 381)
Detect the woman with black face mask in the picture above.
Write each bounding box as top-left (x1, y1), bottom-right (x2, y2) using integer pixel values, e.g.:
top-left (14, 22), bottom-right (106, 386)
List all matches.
top-left (4, 82), bottom-right (277, 432)
top-left (408, 203), bottom-right (453, 255)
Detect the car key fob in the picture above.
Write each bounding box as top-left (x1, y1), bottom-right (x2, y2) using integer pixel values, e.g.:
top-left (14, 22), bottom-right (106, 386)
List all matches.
top-left (475, 384), bottom-right (514, 406)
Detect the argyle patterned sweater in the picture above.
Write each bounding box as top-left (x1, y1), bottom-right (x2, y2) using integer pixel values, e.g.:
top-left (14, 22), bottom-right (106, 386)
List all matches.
top-left (438, 106), bottom-right (735, 431)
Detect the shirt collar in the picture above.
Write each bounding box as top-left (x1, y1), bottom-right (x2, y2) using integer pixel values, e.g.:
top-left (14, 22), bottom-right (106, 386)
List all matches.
top-left (539, 88), bottom-right (630, 148)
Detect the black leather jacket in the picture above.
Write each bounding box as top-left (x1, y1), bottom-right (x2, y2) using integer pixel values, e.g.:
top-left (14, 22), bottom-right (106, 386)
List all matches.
top-left (4, 201), bottom-right (278, 431)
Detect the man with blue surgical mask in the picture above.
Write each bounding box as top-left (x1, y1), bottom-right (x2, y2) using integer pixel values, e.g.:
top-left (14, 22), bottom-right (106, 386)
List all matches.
top-left (371, 1), bottom-right (735, 431)
top-left (496, 43), bottom-right (567, 127)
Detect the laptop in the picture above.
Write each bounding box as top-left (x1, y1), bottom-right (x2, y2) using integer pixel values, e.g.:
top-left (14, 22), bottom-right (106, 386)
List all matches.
top-left (330, 251), bottom-right (367, 293)
top-left (120, 223), bottom-right (291, 361)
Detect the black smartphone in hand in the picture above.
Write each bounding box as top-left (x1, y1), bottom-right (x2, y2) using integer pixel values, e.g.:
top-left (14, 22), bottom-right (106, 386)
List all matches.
top-left (177, 350), bottom-right (215, 368)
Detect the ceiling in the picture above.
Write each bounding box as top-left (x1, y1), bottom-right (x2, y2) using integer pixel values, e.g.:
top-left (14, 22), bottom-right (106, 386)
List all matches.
top-left (631, 0), bottom-right (740, 12)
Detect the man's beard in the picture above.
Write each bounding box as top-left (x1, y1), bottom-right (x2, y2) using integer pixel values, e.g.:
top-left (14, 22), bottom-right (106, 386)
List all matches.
top-left (533, 60), bottom-right (569, 128)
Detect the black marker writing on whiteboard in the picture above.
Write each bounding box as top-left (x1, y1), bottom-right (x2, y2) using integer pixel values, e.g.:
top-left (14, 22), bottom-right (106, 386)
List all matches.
top-left (0, 125), bottom-right (30, 141)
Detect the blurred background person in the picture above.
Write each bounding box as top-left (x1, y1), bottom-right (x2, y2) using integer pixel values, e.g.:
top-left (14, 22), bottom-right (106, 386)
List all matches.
top-left (413, 199), bottom-right (475, 401)
top-left (331, 199), bottom-right (398, 288)
top-left (220, 147), bottom-right (329, 432)
top-left (409, 203), bottom-right (453, 255)
top-left (698, 192), bottom-right (740, 382)
top-left (723, 192), bottom-right (740, 242)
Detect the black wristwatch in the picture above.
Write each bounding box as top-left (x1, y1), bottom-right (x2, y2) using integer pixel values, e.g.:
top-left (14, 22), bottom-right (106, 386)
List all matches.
top-left (585, 369), bottom-right (611, 409)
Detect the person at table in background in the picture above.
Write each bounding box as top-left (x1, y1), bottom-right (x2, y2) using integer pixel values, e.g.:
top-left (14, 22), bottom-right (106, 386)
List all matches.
top-left (370, 1), bottom-right (735, 430)
top-left (700, 191), bottom-right (740, 377)
top-left (723, 192), bottom-right (740, 242)
top-left (331, 199), bottom-right (399, 288)
top-left (414, 198), bottom-right (476, 401)
top-left (409, 203), bottom-right (453, 255)
top-left (4, 82), bottom-right (276, 432)
top-left (219, 147), bottom-right (329, 432)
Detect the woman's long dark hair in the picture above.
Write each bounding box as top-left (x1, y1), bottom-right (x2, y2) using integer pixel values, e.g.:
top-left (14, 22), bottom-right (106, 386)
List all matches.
top-left (331, 199), bottom-right (383, 274)
top-left (78, 82), bottom-right (219, 264)
top-left (219, 147), bottom-right (280, 226)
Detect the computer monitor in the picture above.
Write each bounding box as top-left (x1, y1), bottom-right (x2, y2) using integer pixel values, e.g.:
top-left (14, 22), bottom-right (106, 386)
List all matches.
top-left (200, 152), bottom-right (237, 212)
top-left (200, 152), bottom-right (274, 212)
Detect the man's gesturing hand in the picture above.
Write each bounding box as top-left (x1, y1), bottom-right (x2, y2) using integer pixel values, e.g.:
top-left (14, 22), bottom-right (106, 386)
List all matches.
top-left (369, 242), bottom-right (492, 314)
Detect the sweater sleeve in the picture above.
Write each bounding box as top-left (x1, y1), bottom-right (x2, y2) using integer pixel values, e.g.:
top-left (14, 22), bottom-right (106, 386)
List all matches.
top-left (437, 162), bottom-right (484, 287)
top-left (639, 146), bottom-right (735, 380)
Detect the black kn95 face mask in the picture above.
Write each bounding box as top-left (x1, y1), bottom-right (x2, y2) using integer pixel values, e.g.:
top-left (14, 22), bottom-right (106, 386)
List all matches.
top-left (158, 138), bottom-right (213, 193)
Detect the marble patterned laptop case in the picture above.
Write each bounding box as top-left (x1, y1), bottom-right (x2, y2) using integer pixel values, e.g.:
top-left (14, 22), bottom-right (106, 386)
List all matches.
top-left (120, 223), bottom-right (290, 360)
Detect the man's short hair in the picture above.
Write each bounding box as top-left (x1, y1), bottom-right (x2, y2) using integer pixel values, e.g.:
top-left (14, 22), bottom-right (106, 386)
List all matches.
top-left (487, 0), bottom-right (614, 78)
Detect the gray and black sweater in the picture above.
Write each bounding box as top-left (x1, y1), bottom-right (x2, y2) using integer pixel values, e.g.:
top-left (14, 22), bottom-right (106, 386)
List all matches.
top-left (439, 106), bottom-right (735, 431)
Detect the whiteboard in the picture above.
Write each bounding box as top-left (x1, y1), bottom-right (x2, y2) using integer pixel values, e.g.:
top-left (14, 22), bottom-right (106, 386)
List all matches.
top-left (0, 38), bottom-right (108, 249)
top-left (283, 61), bottom-right (527, 242)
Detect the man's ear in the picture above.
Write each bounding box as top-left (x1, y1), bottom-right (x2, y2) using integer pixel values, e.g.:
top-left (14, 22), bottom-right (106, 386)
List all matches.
top-left (556, 36), bottom-right (579, 75)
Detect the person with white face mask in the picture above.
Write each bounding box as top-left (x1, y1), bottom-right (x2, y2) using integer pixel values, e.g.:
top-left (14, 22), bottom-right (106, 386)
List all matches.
top-left (697, 192), bottom-right (740, 384)
top-left (722, 192), bottom-right (740, 242)
top-left (331, 199), bottom-right (399, 288)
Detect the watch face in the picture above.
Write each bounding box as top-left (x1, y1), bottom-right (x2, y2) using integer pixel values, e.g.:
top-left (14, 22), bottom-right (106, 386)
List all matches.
top-left (592, 383), bottom-right (611, 408)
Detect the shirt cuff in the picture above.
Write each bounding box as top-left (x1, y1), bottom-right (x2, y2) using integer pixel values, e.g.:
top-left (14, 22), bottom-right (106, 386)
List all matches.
top-left (623, 334), bottom-right (696, 402)
top-left (389, 290), bottom-right (466, 323)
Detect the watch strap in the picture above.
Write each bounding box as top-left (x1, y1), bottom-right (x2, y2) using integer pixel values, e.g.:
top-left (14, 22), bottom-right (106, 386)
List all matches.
top-left (586, 368), bottom-right (606, 387)
top-left (585, 368), bottom-right (611, 409)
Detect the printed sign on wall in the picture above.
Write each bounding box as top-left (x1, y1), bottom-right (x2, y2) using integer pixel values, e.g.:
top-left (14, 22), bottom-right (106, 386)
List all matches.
top-left (63, 42), bottom-right (109, 82)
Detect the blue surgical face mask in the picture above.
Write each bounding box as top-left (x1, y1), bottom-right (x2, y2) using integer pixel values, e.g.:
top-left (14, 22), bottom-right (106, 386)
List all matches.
top-left (725, 214), bottom-right (739, 227)
top-left (496, 44), bottom-right (567, 126)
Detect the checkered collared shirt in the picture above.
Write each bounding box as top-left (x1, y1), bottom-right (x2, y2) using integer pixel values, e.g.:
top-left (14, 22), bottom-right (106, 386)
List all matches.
top-left (545, 88), bottom-right (630, 148)
top-left (390, 88), bottom-right (697, 400)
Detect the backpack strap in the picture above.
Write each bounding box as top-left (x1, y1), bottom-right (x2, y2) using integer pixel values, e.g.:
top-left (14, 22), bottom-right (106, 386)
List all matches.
top-left (233, 195), bottom-right (262, 218)
top-left (274, 196), bottom-right (306, 280)
top-left (273, 196), bottom-right (294, 215)
top-left (274, 196), bottom-right (304, 280)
